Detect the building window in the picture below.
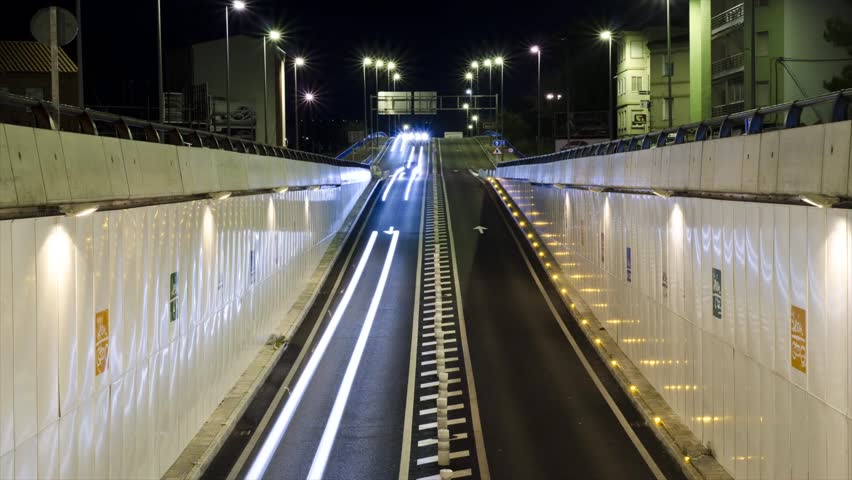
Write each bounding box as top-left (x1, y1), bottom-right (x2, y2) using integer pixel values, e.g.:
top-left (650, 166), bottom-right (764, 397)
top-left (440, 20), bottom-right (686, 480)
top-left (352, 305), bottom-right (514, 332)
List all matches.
top-left (756, 31), bottom-right (769, 56)
top-left (630, 41), bottom-right (643, 59)
top-left (631, 76), bottom-right (642, 92)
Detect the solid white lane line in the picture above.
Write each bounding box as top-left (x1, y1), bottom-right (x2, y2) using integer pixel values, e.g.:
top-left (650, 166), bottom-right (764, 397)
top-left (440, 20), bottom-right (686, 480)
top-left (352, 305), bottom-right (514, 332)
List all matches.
top-left (418, 432), bottom-right (468, 447)
top-left (421, 356), bottom-right (459, 366)
top-left (421, 347), bottom-right (458, 357)
top-left (382, 167), bottom-right (404, 202)
top-left (244, 231), bottom-right (380, 480)
top-left (420, 390), bottom-right (462, 402)
top-left (420, 367), bottom-right (460, 377)
top-left (419, 403), bottom-right (464, 415)
top-left (417, 450), bottom-right (470, 465)
top-left (399, 147), bottom-right (429, 480)
top-left (306, 230), bottom-right (401, 480)
top-left (420, 378), bottom-right (461, 389)
top-left (418, 417), bottom-right (466, 430)
top-left (438, 140), bottom-right (491, 479)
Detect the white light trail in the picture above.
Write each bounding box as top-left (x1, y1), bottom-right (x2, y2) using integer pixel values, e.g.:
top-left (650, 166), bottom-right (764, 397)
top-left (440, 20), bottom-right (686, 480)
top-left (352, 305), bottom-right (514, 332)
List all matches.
top-left (382, 167), bottom-right (404, 202)
top-left (306, 230), bottom-right (401, 479)
top-left (244, 231), bottom-right (380, 480)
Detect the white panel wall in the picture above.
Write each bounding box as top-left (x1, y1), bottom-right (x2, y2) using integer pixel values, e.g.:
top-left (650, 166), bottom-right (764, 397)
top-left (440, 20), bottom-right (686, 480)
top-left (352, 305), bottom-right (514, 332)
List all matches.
top-left (501, 179), bottom-right (852, 479)
top-left (499, 122), bottom-right (852, 198)
top-left (0, 124), bottom-right (372, 209)
top-left (0, 182), bottom-right (366, 477)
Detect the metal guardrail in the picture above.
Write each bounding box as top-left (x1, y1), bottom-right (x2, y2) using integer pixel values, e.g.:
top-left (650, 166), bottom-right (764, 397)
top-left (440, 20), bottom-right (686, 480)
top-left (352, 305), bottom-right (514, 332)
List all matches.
top-left (0, 92), bottom-right (370, 170)
top-left (712, 100), bottom-right (746, 118)
top-left (711, 3), bottom-right (745, 32)
top-left (499, 89), bottom-right (852, 169)
top-left (335, 132), bottom-right (389, 161)
top-left (711, 53), bottom-right (744, 78)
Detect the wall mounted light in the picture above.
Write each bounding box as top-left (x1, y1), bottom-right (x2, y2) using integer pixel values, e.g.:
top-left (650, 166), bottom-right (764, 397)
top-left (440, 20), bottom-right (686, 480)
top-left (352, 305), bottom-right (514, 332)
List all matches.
top-left (273, 186), bottom-right (289, 194)
top-left (588, 186), bottom-right (605, 193)
top-left (800, 193), bottom-right (838, 208)
top-left (61, 203), bottom-right (99, 217)
top-left (210, 191), bottom-right (232, 201)
top-left (651, 189), bottom-right (674, 198)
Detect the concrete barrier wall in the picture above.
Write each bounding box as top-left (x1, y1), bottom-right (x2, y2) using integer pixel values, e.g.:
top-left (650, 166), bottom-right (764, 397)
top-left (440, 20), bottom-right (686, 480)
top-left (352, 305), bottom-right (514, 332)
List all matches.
top-left (0, 124), bottom-right (371, 208)
top-left (0, 181), bottom-right (368, 477)
top-left (499, 121), bottom-right (852, 198)
top-left (504, 181), bottom-right (852, 479)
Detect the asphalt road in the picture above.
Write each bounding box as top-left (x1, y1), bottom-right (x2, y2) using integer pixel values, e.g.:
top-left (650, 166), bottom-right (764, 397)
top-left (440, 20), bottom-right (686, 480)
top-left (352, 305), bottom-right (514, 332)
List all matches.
top-left (223, 136), bottom-right (687, 480)
top-left (235, 136), bottom-right (429, 480)
top-left (437, 137), bottom-right (685, 480)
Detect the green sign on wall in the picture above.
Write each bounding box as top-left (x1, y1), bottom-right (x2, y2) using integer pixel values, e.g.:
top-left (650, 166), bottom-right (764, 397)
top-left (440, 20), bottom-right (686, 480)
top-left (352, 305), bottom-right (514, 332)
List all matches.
top-left (169, 272), bottom-right (178, 322)
top-left (712, 268), bottom-right (722, 319)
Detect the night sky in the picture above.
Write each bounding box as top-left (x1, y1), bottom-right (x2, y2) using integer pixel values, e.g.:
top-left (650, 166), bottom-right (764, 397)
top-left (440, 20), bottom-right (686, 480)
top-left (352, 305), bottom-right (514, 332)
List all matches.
top-left (2, 1), bottom-right (687, 146)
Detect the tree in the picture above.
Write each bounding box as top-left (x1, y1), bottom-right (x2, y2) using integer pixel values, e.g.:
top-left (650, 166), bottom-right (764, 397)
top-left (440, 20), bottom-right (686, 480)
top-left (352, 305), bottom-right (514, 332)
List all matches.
top-left (823, 0), bottom-right (852, 91)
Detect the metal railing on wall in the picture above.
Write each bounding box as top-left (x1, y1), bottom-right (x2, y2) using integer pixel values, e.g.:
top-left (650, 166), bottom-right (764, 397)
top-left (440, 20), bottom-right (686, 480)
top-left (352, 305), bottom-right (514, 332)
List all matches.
top-left (499, 88), bottom-right (852, 169)
top-left (0, 92), bottom-right (369, 170)
top-left (711, 3), bottom-right (745, 33)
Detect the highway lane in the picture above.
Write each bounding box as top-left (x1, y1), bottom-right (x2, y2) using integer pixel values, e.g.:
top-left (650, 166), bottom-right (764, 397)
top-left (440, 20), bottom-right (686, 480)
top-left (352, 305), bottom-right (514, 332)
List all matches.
top-left (236, 136), bottom-right (430, 479)
top-left (437, 138), bottom-right (686, 480)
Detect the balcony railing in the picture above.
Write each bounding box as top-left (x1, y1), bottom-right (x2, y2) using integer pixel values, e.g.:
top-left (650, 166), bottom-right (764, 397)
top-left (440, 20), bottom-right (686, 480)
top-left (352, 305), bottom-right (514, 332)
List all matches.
top-left (712, 100), bottom-right (746, 118)
top-left (711, 3), bottom-right (745, 35)
top-left (712, 52), bottom-right (745, 78)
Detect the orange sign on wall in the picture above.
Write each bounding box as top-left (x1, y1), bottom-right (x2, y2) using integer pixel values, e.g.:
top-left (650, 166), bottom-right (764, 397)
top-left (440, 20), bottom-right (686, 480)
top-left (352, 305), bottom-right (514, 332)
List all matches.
top-left (95, 309), bottom-right (110, 376)
top-left (791, 306), bottom-right (807, 374)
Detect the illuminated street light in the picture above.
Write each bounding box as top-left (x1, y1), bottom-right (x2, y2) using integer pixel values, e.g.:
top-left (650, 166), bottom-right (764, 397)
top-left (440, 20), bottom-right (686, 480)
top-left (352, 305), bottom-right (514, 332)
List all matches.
top-left (465, 88), bottom-right (472, 95)
top-left (495, 56), bottom-right (505, 135)
top-left (464, 72), bottom-right (473, 81)
top-left (546, 93), bottom-right (555, 100)
top-left (387, 61), bottom-right (396, 71)
top-left (463, 103), bottom-right (469, 109)
top-left (294, 56), bottom-right (306, 149)
top-left (261, 29), bottom-right (283, 144)
top-left (472, 115), bottom-right (479, 121)
top-left (531, 45), bottom-right (542, 154)
top-left (600, 31), bottom-right (614, 139)
top-left (303, 92), bottom-right (316, 103)
top-left (223, 0), bottom-right (248, 136)
top-left (376, 59), bottom-right (385, 68)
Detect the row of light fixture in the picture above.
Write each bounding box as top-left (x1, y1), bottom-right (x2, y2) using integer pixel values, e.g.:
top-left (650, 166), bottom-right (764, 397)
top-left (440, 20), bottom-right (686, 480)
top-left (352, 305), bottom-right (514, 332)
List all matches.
top-left (487, 175), bottom-right (694, 466)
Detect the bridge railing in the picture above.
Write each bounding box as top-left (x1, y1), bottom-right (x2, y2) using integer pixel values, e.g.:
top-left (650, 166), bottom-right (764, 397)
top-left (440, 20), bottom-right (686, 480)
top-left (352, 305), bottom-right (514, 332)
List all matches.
top-left (0, 91), bottom-right (369, 170)
top-left (500, 88), bottom-right (852, 168)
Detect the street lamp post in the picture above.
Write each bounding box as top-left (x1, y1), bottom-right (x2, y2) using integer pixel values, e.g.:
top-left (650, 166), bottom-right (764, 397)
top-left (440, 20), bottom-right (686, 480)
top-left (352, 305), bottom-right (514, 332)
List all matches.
top-left (472, 114), bottom-right (479, 135)
top-left (156, 0), bottom-right (163, 122)
top-left (375, 59), bottom-right (384, 136)
top-left (362, 57), bottom-right (372, 153)
top-left (471, 61), bottom-right (480, 97)
top-left (531, 45), bottom-right (541, 155)
top-left (666, 0), bottom-right (673, 128)
top-left (463, 103), bottom-right (470, 135)
top-left (294, 56), bottom-right (305, 149)
top-left (393, 72), bottom-right (401, 132)
top-left (224, 0), bottom-right (246, 137)
top-left (262, 30), bottom-right (281, 144)
top-left (465, 71), bottom-right (473, 108)
top-left (600, 31), bottom-right (614, 139)
top-left (495, 56), bottom-right (504, 136)
top-left (387, 62), bottom-right (396, 131)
